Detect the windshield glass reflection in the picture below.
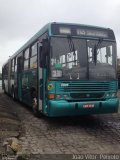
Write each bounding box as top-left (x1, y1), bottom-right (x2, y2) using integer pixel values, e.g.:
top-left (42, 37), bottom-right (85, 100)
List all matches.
top-left (50, 37), bottom-right (116, 80)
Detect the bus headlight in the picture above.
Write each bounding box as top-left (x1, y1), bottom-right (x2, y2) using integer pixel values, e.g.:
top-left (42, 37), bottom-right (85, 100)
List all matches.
top-left (63, 94), bottom-right (69, 99)
top-left (56, 94), bottom-right (69, 99)
top-left (105, 93), bottom-right (117, 98)
top-left (111, 93), bottom-right (116, 97)
top-left (106, 93), bottom-right (110, 98)
top-left (56, 94), bottom-right (62, 99)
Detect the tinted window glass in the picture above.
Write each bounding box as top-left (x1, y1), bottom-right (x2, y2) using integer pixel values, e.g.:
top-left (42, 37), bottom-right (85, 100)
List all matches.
top-left (24, 48), bottom-right (29, 59)
top-left (31, 42), bottom-right (37, 56)
top-left (30, 56), bottom-right (37, 69)
top-left (24, 60), bottom-right (29, 70)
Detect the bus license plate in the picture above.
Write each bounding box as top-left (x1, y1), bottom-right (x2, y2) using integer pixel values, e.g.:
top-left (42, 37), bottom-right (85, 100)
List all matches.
top-left (83, 104), bottom-right (94, 108)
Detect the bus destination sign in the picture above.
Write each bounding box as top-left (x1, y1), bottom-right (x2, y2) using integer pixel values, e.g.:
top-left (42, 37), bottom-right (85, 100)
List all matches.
top-left (76, 29), bottom-right (108, 38)
top-left (51, 23), bottom-right (114, 39)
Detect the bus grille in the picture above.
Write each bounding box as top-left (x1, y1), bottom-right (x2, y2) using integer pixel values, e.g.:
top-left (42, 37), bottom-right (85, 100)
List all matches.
top-left (70, 92), bottom-right (104, 99)
top-left (58, 81), bottom-right (117, 93)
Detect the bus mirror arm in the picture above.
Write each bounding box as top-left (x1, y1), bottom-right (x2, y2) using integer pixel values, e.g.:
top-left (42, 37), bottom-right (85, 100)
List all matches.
top-left (39, 46), bottom-right (47, 68)
top-left (39, 39), bottom-right (49, 68)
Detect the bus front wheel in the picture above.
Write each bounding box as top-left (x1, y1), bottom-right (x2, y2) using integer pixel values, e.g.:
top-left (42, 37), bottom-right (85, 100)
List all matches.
top-left (32, 97), bottom-right (42, 117)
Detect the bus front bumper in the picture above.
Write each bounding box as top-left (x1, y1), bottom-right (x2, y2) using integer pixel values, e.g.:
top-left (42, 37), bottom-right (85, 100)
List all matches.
top-left (47, 98), bottom-right (119, 117)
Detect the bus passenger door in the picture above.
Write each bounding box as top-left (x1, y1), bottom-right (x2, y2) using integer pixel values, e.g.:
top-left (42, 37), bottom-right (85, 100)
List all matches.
top-left (38, 39), bottom-right (49, 114)
top-left (38, 42), bottom-right (43, 113)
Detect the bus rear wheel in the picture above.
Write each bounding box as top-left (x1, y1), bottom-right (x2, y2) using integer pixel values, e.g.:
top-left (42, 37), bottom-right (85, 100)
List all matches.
top-left (11, 87), bottom-right (16, 100)
top-left (3, 84), bottom-right (6, 94)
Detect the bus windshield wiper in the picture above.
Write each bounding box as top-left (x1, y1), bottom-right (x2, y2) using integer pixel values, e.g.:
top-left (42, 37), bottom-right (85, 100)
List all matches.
top-left (67, 36), bottom-right (76, 63)
top-left (93, 38), bottom-right (103, 65)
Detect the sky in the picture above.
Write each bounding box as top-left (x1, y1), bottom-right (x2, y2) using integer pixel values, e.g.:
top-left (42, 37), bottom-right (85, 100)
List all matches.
top-left (0, 0), bottom-right (120, 72)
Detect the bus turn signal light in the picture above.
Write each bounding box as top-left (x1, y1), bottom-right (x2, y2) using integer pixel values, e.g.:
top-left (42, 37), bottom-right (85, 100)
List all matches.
top-left (48, 93), bottom-right (55, 99)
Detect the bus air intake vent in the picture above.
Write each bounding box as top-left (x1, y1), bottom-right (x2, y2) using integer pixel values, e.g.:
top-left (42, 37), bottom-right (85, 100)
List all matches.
top-left (59, 81), bottom-right (116, 92)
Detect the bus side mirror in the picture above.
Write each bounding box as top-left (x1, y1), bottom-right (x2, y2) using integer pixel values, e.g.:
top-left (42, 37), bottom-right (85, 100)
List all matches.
top-left (39, 39), bottom-right (49, 68)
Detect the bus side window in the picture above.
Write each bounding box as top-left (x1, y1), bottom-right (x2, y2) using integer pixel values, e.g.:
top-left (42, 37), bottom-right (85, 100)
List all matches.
top-left (11, 59), bottom-right (15, 72)
top-left (15, 57), bottom-right (17, 72)
top-left (17, 56), bottom-right (23, 73)
top-left (30, 42), bottom-right (37, 69)
top-left (24, 48), bottom-right (30, 70)
top-left (4, 64), bottom-right (8, 80)
top-left (31, 42), bottom-right (37, 56)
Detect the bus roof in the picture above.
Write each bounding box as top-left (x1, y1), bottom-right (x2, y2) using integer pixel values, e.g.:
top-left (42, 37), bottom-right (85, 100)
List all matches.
top-left (52, 22), bottom-right (112, 30)
top-left (2, 22), bottom-right (114, 66)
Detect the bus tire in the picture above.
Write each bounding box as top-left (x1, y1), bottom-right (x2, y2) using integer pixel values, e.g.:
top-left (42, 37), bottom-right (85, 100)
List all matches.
top-left (11, 87), bottom-right (16, 101)
top-left (32, 97), bottom-right (42, 117)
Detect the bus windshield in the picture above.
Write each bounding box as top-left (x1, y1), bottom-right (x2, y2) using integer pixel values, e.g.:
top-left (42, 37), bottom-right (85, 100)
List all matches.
top-left (88, 39), bottom-right (116, 79)
top-left (50, 37), bottom-right (116, 80)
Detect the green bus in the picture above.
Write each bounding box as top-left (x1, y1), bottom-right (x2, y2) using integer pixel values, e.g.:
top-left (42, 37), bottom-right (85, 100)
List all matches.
top-left (2, 22), bottom-right (119, 117)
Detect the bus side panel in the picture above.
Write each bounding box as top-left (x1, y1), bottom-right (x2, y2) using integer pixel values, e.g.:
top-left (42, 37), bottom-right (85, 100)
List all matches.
top-left (41, 69), bottom-right (47, 114)
top-left (21, 69), bottom-right (37, 106)
top-left (21, 71), bottom-right (31, 105)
